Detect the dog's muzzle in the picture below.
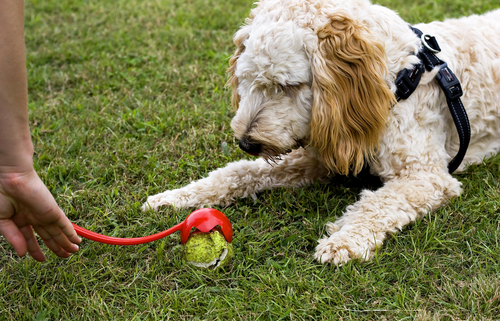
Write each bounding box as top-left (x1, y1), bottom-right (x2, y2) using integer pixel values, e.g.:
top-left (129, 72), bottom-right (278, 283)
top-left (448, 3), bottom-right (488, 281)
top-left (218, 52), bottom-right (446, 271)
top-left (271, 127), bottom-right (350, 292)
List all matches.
top-left (238, 138), bottom-right (262, 156)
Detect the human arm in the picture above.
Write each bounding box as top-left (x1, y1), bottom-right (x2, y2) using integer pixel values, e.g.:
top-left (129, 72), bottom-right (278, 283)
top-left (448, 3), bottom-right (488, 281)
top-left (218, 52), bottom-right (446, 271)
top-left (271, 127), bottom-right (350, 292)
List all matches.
top-left (0, 0), bottom-right (81, 262)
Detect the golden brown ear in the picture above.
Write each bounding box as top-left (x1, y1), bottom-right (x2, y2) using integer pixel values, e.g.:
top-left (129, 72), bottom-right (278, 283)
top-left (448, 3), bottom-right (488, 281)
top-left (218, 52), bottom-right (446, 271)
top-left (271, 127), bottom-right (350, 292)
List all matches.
top-left (309, 11), bottom-right (396, 176)
top-left (226, 27), bottom-right (250, 111)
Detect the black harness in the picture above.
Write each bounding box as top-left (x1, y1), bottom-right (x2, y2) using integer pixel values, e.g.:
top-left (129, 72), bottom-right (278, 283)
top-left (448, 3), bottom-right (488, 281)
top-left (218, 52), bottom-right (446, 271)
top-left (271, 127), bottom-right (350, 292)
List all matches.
top-left (394, 26), bottom-right (470, 173)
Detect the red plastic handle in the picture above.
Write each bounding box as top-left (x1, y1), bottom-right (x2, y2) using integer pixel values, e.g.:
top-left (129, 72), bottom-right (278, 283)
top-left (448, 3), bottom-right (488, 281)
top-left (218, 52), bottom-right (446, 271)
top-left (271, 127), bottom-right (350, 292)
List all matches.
top-left (72, 222), bottom-right (184, 245)
top-left (72, 208), bottom-right (233, 245)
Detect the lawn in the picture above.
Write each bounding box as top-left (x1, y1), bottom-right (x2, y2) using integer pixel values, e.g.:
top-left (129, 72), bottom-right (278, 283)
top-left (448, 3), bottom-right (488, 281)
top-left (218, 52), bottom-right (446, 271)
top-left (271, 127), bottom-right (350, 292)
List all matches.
top-left (1, 0), bottom-right (500, 319)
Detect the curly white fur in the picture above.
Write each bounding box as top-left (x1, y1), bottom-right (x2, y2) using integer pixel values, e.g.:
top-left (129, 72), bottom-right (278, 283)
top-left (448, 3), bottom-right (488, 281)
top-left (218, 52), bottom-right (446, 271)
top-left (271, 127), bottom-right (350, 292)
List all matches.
top-left (144, 0), bottom-right (500, 265)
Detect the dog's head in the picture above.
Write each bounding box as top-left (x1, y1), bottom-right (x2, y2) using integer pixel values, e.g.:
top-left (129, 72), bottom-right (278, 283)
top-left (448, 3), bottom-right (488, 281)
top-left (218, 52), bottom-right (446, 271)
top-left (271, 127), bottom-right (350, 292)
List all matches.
top-left (228, 1), bottom-right (395, 175)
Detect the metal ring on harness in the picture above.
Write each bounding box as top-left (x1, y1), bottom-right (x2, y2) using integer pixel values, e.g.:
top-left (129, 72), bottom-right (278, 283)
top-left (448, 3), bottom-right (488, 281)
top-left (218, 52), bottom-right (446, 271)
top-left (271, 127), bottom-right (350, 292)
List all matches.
top-left (421, 34), bottom-right (441, 53)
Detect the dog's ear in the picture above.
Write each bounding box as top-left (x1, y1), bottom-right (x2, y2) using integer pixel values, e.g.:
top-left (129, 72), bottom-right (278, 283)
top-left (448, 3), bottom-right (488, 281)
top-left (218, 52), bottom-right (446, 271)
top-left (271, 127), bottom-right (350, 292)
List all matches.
top-left (309, 11), bottom-right (395, 176)
top-left (227, 26), bottom-right (250, 111)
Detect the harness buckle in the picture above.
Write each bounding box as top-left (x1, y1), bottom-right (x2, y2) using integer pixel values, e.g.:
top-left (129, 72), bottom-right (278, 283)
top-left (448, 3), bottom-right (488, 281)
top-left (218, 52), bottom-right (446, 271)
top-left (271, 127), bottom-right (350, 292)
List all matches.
top-left (395, 63), bottom-right (424, 101)
top-left (436, 62), bottom-right (463, 101)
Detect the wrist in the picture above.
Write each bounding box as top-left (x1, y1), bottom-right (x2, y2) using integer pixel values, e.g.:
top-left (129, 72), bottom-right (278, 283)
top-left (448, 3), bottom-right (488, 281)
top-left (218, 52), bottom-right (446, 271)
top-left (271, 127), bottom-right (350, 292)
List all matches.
top-left (0, 136), bottom-right (34, 175)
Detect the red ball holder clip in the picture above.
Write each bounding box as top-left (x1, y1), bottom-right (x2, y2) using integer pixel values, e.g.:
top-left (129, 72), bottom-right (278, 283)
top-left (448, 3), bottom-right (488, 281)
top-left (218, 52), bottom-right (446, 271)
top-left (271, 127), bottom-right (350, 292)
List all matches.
top-left (72, 208), bottom-right (233, 245)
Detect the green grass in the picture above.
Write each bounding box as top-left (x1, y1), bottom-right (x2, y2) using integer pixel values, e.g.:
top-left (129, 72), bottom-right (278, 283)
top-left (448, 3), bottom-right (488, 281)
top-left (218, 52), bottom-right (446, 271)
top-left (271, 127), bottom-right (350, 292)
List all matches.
top-left (1, 0), bottom-right (500, 319)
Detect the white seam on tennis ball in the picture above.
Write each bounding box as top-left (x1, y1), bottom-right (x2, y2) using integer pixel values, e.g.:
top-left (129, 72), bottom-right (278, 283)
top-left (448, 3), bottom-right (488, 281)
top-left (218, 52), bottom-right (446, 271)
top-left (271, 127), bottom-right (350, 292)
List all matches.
top-left (215, 248), bottom-right (228, 268)
top-left (188, 249), bottom-right (228, 268)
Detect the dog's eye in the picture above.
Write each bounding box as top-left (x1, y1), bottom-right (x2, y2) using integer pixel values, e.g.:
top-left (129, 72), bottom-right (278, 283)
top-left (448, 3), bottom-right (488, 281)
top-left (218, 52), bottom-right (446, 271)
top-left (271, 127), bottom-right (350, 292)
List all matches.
top-left (268, 83), bottom-right (303, 96)
top-left (277, 83), bottom-right (296, 92)
top-left (277, 84), bottom-right (287, 92)
top-left (267, 84), bottom-right (286, 95)
top-left (281, 83), bottom-right (303, 94)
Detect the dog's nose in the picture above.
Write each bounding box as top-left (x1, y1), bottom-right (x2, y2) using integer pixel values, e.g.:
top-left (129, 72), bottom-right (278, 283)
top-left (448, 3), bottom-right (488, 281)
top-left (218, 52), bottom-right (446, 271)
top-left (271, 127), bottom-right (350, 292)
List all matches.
top-left (238, 138), bottom-right (262, 155)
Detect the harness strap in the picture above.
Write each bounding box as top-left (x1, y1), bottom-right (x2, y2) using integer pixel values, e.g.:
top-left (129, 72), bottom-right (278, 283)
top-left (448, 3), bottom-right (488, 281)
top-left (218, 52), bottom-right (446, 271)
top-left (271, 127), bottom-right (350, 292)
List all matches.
top-left (395, 26), bottom-right (471, 173)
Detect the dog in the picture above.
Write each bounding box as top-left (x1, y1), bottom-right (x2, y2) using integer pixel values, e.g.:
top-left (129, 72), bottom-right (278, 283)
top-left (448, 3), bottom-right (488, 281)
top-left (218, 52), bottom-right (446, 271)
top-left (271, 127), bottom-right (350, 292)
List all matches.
top-left (143, 0), bottom-right (500, 265)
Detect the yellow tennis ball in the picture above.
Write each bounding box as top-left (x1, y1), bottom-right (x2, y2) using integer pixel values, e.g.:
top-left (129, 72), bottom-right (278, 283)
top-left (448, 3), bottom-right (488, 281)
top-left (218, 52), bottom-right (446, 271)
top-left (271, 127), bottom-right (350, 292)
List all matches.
top-left (182, 229), bottom-right (233, 269)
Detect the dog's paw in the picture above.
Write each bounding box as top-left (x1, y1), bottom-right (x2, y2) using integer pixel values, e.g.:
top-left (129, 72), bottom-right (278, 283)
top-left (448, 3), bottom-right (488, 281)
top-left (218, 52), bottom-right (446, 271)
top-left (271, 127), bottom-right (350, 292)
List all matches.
top-left (141, 190), bottom-right (188, 211)
top-left (314, 226), bottom-right (377, 265)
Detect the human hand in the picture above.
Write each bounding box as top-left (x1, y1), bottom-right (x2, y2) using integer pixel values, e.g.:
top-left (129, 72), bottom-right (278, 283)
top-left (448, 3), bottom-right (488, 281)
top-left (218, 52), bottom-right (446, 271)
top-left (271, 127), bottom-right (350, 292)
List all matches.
top-left (0, 169), bottom-right (81, 262)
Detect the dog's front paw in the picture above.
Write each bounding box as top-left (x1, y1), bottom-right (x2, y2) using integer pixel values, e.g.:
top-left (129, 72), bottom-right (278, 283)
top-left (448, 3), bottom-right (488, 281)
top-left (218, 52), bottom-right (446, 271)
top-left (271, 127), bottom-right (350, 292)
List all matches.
top-left (314, 226), bottom-right (378, 265)
top-left (141, 190), bottom-right (189, 211)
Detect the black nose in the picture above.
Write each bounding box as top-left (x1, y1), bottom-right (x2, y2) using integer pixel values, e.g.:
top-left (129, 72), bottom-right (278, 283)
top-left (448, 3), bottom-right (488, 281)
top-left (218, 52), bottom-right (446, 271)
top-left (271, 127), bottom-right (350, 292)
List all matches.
top-left (238, 138), bottom-right (262, 155)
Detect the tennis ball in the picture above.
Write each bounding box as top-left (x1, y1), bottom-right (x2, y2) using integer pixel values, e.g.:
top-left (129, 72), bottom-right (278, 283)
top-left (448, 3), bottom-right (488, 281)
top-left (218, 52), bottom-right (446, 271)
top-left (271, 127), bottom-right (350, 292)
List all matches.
top-left (182, 229), bottom-right (233, 269)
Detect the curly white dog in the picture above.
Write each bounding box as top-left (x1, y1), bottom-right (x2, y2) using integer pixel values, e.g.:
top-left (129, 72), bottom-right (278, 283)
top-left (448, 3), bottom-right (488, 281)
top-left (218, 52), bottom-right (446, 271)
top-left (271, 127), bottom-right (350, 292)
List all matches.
top-left (144, 0), bottom-right (500, 265)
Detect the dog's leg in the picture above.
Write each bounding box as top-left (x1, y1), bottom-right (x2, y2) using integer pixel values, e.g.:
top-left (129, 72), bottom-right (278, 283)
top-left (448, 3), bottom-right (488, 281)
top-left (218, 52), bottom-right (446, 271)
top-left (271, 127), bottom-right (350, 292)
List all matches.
top-left (142, 148), bottom-right (327, 211)
top-left (315, 168), bottom-right (462, 265)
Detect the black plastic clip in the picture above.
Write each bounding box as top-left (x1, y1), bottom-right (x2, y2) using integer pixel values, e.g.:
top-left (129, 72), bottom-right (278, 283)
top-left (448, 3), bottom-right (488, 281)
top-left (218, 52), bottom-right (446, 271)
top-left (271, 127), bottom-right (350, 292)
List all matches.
top-left (435, 62), bottom-right (463, 101)
top-left (395, 63), bottom-right (424, 101)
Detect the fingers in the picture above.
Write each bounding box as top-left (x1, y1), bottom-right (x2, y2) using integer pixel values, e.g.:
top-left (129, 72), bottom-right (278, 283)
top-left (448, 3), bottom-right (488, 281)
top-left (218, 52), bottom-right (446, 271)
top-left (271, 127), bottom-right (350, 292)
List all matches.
top-left (35, 208), bottom-right (81, 255)
top-left (18, 225), bottom-right (46, 262)
top-left (55, 211), bottom-right (81, 245)
top-left (33, 224), bottom-right (79, 258)
top-left (41, 237), bottom-right (71, 259)
top-left (10, 211), bottom-right (79, 260)
top-left (13, 173), bottom-right (81, 255)
top-left (0, 218), bottom-right (28, 257)
top-left (0, 219), bottom-right (50, 262)
top-left (1, 170), bottom-right (82, 261)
